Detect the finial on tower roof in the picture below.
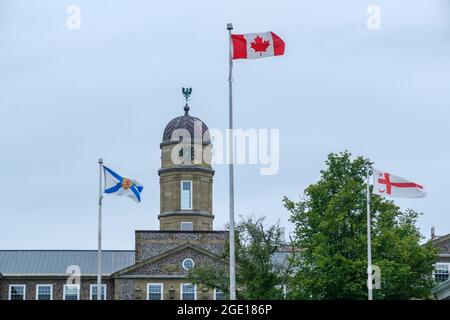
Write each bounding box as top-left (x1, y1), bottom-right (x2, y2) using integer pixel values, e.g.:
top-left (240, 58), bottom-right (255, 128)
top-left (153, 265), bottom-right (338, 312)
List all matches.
top-left (182, 87), bottom-right (192, 115)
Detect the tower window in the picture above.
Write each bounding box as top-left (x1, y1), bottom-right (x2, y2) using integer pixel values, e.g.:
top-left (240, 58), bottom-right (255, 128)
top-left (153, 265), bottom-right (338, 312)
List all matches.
top-left (191, 146), bottom-right (195, 161)
top-left (181, 180), bottom-right (192, 210)
top-left (181, 222), bottom-right (193, 231)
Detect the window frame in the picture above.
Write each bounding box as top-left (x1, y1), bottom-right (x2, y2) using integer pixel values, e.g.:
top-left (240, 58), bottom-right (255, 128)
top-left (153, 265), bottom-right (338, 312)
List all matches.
top-left (63, 284), bottom-right (80, 301)
top-left (180, 283), bottom-right (197, 300)
top-left (180, 180), bottom-right (193, 210)
top-left (36, 284), bottom-right (53, 300)
top-left (214, 288), bottom-right (225, 300)
top-left (182, 258), bottom-right (195, 271)
top-left (89, 284), bottom-right (107, 300)
top-left (146, 283), bottom-right (164, 300)
top-left (433, 263), bottom-right (450, 283)
top-left (180, 222), bottom-right (193, 231)
top-left (8, 284), bottom-right (26, 300)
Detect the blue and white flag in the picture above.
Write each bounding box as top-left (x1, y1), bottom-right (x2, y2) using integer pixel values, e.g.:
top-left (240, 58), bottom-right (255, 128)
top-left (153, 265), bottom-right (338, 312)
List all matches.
top-left (103, 166), bottom-right (144, 203)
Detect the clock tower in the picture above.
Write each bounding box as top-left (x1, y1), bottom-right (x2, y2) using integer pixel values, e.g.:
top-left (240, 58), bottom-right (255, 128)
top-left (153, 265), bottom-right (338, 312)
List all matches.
top-left (158, 89), bottom-right (214, 231)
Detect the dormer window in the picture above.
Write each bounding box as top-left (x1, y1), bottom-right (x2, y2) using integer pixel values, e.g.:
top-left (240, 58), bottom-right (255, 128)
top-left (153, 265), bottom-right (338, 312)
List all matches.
top-left (181, 180), bottom-right (192, 210)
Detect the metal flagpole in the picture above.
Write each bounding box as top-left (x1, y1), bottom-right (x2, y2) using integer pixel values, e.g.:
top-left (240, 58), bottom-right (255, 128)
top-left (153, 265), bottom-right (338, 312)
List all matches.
top-left (97, 158), bottom-right (103, 301)
top-left (365, 159), bottom-right (373, 300)
top-left (227, 22), bottom-right (236, 301)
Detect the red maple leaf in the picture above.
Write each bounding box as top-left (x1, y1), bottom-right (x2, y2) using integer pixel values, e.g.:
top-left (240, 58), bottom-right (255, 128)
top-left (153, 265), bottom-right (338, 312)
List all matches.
top-left (250, 35), bottom-right (271, 56)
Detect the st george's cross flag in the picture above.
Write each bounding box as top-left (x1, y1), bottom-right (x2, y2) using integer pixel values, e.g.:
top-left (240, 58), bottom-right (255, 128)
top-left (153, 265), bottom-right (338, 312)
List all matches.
top-left (231, 32), bottom-right (285, 59)
top-left (373, 168), bottom-right (426, 198)
top-left (103, 166), bottom-right (144, 203)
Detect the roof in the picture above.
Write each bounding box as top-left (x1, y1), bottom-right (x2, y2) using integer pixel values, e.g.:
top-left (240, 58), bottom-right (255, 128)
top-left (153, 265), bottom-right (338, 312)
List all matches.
top-left (0, 250), bottom-right (135, 276)
top-left (162, 106), bottom-right (210, 145)
top-left (432, 278), bottom-right (450, 300)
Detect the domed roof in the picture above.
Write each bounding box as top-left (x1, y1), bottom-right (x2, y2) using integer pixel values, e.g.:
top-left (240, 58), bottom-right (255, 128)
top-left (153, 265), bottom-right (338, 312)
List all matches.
top-left (162, 105), bottom-right (210, 144)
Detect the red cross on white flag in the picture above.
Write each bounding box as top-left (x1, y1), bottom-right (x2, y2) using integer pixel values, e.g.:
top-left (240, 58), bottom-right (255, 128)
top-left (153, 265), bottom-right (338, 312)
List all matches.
top-left (373, 168), bottom-right (426, 198)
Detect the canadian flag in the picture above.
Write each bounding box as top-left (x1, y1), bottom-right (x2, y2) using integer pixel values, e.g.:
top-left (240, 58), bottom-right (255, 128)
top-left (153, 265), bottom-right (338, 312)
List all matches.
top-left (231, 32), bottom-right (285, 60)
top-left (373, 168), bottom-right (426, 198)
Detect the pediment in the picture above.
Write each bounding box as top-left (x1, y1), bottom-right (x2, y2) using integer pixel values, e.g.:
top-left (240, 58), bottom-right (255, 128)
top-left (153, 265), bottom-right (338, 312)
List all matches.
top-left (113, 243), bottom-right (224, 277)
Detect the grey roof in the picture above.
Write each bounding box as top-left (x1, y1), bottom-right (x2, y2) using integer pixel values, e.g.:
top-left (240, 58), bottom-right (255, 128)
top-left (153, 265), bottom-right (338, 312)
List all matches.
top-left (162, 106), bottom-right (210, 144)
top-left (0, 250), bottom-right (135, 276)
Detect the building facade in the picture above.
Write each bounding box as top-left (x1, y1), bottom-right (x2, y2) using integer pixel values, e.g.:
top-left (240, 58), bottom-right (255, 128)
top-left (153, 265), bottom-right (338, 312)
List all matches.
top-left (0, 102), bottom-right (228, 300)
top-left (430, 230), bottom-right (450, 300)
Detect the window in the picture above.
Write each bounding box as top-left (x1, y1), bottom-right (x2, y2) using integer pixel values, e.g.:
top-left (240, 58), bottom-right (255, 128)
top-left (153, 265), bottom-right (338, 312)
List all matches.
top-left (147, 283), bottom-right (163, 300)
top-left (181, 283), bottom-right (196, 300)
top-left (63, 284), bottom-right (80, 300)
top-left (214, 288), bottom-right (225, 300)
top-left (181, 180), bottom-right (192, 210)
top-left (90, 284), bottom-right (107, 300)
top-left (434, 263), bottom-right (450, 283)
top-left (181, 222), bottom-right (193, 231)
top-left (9, 285), bottom-right (25, 300)
top-left (190, 146), bottom-right (195, 162)
top-left (182, 258), bottom-right (195, 271)
top-left (36, 285), bottom-right (52, 300)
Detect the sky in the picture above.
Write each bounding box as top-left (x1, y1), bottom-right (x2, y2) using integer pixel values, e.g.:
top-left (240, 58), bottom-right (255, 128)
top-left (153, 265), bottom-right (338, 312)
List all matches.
top-left (0, 0), bottom-right (449, 250)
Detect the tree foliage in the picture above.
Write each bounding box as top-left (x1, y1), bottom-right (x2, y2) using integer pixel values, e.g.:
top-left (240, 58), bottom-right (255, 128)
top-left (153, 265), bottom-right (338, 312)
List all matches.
top-left (283, 151), bottom-right (437, 299)
top-left (187, 217), bottom-right (293, 300)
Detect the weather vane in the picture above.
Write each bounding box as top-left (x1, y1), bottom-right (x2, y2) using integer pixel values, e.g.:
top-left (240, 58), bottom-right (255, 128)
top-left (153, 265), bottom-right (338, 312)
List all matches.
top-left (182, 87), bottom-right (192, 103)
top-left (182, 87), bottom-right (192, 114)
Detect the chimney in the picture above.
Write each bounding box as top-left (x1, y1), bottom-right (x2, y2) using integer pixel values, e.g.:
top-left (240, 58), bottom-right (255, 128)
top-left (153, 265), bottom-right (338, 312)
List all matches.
top-left (431, 227), bottom-right (436, 240)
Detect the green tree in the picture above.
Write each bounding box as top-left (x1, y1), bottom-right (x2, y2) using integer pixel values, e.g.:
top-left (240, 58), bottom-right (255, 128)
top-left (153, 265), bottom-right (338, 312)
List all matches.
top-left (283, 151), bottom-right (436, 300)
top-left (187, 216), bottom-right (294, 300)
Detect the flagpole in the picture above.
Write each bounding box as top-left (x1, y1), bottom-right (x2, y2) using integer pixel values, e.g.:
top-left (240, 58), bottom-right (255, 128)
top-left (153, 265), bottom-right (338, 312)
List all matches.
top-left (227, 22), bottom-right (236, 301)
top-left (97, 158), bottom-right (103, 301)
top-left (365, 158), bottom-right (373, 300)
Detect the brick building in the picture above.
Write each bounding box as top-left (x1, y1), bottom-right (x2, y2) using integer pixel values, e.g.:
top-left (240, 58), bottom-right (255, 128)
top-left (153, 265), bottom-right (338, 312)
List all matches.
top-left (0, 102), bottom-right (228, 300)
top-left (430, 230), bottom-right (450, 300)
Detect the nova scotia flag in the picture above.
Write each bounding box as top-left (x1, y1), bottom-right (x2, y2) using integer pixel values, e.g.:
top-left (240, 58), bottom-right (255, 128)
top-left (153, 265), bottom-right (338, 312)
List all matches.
top-left (103, 166), bottom-right (143, 203)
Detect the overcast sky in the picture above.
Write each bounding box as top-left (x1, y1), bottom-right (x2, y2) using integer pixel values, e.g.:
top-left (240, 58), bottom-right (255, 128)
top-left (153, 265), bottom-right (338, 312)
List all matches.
top-left (1, 0), bottom-right (449, 250)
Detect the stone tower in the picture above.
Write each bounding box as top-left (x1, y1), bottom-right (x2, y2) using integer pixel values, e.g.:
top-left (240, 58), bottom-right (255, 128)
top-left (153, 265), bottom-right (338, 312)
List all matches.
top-left (158, 96), bottom-right (214, 231)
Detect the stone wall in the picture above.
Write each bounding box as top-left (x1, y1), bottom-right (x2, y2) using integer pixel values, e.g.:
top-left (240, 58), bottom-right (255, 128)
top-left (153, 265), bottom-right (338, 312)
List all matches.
top-left (159, 170), bottom-right (213, 215)
top-left (135, 231), bottom-right (227, 262)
